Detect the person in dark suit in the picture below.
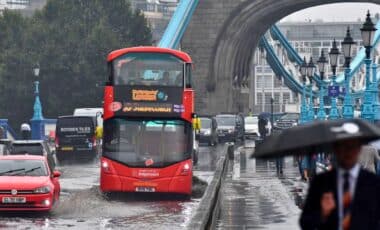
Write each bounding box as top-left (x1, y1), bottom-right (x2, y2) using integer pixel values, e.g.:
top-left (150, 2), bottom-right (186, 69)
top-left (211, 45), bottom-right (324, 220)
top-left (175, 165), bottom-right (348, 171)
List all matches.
top-left (300, 138), bottom-right (380, 230)
top-left (258, 117), bottom-right (268, 139)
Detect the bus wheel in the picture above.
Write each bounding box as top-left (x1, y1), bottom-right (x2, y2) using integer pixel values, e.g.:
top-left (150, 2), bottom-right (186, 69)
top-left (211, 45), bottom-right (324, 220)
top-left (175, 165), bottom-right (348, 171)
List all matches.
top-left (101, 191), bottom-right (112, 200)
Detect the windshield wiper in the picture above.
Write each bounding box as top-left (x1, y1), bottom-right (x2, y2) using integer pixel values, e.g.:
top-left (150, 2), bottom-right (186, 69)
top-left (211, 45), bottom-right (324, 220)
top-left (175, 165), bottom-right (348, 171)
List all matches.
top-left (0, 168), bottom-right (25, 176)
top-left (13, 166), bottom-right (42, 176)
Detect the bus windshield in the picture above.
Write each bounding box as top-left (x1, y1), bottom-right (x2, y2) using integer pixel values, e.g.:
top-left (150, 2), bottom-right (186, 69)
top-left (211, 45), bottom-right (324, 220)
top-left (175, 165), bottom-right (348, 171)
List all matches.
top-left (113, 52), bottom-right (184, 87)
top-left (103, 118), bottom-right (192, 167)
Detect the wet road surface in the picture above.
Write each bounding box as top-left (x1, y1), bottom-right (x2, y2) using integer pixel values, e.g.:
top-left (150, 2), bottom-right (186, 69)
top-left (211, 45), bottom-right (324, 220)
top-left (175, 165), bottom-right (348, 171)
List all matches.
top-left (217, 141), bottom-right (306, 229)
top-left (0, 144), bottom-right (227, 229)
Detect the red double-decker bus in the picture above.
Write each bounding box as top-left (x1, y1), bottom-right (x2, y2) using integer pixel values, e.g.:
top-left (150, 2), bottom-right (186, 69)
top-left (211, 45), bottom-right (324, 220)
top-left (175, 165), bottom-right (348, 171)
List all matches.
top-left (100, 47), bottom-right (195, 196)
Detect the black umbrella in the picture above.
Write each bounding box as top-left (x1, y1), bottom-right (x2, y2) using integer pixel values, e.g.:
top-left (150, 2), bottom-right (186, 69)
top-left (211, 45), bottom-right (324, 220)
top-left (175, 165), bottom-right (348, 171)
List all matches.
top-left (258, 112), bottom-right (271, 119)
top-left (252, 118), bottom-right (380, 159)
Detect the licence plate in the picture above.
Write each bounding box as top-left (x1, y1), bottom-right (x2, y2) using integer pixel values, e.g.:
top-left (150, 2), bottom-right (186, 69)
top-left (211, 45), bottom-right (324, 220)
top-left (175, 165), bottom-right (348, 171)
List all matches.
top-left (135, 187), bottom-right (155, 192)
top-left (61, 146), bottom-right (74, 151)
top-left (2, 197), bottom-right (26, 203)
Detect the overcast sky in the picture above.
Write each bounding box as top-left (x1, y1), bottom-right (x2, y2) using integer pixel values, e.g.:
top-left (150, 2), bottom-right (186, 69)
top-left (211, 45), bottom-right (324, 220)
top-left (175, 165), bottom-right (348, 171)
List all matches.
top-left (281, 3), bottom-right (380, 22)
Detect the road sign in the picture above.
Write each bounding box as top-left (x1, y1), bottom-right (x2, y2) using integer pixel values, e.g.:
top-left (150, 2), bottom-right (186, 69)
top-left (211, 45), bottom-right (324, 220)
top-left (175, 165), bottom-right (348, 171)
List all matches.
top-left (328, 86), bottom-right (339, 97)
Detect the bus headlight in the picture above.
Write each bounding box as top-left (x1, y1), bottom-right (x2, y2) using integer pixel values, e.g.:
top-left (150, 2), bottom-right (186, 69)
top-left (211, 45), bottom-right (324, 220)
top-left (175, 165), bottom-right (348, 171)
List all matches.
top-left (102, 161), bottom-right (109, 169)
top-left (180, 163), bottom-right (191, 176)
top-left (101, 160), bottom-right (113, 174)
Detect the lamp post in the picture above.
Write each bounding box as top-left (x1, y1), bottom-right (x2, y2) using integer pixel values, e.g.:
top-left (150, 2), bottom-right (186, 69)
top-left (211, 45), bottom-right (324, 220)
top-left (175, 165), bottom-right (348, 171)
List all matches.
top-left (316, 50), bottom-right (328, 120)
top-left (307, 57), bottom-right (316, 121)
top-left (360, 11), bottom-right (376, 122)
top-left (341, 27), bottom-right (356, 119)
top-left (299, 57), bottom-right (308, 123)
top-left (328, 39), bottom-right (340, 120)
top-left (31, 63), bottom-right (44, 140)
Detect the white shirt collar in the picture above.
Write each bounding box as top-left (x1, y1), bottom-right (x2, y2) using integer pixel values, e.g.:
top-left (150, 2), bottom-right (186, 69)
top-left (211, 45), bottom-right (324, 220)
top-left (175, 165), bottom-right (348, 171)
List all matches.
top-left (338, 163), bottom-right (360, 179)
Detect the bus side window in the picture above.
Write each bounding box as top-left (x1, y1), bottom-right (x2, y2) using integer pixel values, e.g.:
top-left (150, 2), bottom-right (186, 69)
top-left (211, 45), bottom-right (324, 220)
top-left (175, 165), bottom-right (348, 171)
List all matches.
top-left (185, 63), bottom-right (192, 88)
top-left (107, 62), bottom-right (113, 85)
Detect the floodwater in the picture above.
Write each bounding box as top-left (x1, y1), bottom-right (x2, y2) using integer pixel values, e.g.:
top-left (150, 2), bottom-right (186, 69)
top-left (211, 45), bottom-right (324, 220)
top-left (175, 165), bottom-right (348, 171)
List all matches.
top-left (0, 144), bottom-right (226, 230)
top-left (217, 141), bottom-right (305, 229)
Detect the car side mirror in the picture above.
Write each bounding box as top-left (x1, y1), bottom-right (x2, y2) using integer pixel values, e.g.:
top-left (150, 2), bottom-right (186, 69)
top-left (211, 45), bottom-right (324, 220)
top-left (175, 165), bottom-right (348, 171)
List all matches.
top-left (53, 171), bottom-right (61, 178)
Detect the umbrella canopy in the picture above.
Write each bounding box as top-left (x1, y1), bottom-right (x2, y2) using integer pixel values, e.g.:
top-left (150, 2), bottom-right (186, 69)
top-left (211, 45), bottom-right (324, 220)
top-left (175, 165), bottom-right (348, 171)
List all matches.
top-left (252, 118), bottom-right (380, 159)
top-left (258, 112), bottom-right (271, 119)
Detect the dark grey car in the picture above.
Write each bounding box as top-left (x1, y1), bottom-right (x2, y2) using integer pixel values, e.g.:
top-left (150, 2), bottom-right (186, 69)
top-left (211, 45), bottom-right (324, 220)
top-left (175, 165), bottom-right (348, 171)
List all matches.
top-left (215, 114), bottom-right (245, 143)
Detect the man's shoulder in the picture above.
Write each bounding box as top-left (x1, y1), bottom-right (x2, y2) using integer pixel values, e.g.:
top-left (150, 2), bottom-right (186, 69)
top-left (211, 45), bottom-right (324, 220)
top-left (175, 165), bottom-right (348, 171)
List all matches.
top-left (359, 169), bottom-right (380, 182)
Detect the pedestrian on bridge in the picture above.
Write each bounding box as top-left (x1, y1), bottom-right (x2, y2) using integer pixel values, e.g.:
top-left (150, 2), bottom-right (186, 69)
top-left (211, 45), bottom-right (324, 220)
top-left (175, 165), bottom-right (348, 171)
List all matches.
top-left (358, 144), bottom-right (380, 174)
top-left (20, 123), bottom-right (31, 140)
top-left (300, 138), bottom-right (380, 230)
top-left (252, 119), bottom-right (380, 230)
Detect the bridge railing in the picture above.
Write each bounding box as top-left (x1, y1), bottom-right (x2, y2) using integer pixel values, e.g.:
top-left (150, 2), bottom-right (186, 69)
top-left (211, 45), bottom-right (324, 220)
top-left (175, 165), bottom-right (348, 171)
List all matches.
top-left (270, 21), bottom-right (380, 91)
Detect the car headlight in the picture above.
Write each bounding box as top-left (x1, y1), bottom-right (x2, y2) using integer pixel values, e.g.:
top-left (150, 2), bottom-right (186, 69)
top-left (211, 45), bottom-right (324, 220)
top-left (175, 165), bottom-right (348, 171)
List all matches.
top-left (204, 130), bottom-right (211, 135)
top-left (228, 129), bottom-right (234, 133)
top-left (273, 122), bottom-right (277, 126)
top-left (292, 122), bottom-right (298, 126)
top-left (34, 186), bottom-right (51, 194)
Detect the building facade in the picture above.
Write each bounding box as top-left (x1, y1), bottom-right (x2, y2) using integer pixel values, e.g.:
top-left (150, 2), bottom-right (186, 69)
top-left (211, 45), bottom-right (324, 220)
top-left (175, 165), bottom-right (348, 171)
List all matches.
top-left (251, 20), bottom-right (366, 114)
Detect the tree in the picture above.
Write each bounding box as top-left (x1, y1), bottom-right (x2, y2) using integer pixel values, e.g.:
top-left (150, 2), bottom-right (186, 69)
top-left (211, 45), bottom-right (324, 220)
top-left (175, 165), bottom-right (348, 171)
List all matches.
top-left (0, 0), bottom-right (152, 129)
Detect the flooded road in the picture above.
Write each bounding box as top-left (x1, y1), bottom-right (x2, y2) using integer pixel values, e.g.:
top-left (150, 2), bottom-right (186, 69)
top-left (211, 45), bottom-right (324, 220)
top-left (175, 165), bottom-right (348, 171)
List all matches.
top-left (0, 144), bottom-right (226, 229)
top-left (217, 141), bottom-right (304, 229)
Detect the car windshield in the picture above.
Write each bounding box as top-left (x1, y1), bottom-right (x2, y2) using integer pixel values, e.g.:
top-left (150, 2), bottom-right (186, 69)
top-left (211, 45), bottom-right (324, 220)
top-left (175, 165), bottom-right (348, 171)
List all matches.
top-left (10, 143), bottom-right (44, 156)
top-left (103, 118), bottom-right (192, 167)
top-left (215, 117), bottom-right (235, 126)
top-left (245, 117), bottom-right (258, 124)
top-left (280, 113), bottom-right (299, 120)
top-left (200, 118), bottom-right (211, 128)
top-left (0, 159), bottom-right (48, 176)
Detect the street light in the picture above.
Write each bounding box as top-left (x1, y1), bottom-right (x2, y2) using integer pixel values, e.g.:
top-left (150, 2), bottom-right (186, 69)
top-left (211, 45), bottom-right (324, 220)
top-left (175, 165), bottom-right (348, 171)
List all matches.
top-left (316, 50), bottom-right (328, 120)
top-left (307, 57), bottom-right (316, 121)
top-left (360, 11), bottom-right (377, 122)
top-left (328, 39), bottom-right (340, 120)
top-left (31, 63), bottom-right (44, 140)
top-left (341, 27), bottom-right (356, 118)
top-left (33, 64), bottom-right (40, 78)
top-left (341, 27), bottom-right (356, 68)
top-left (361, 10), bottom-right (377, 59)
top-left (299, 57), bottom-right (308, 123)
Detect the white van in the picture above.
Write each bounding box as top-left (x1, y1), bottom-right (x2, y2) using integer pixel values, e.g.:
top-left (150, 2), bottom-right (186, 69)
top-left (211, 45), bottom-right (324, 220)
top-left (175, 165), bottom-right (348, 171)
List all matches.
top-left (73, 108), bottom-right (103, 127)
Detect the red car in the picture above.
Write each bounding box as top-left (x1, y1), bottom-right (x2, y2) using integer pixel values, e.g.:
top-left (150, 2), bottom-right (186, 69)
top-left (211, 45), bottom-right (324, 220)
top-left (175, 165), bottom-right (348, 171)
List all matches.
top-left (0, 155), bottom-right (61, 211)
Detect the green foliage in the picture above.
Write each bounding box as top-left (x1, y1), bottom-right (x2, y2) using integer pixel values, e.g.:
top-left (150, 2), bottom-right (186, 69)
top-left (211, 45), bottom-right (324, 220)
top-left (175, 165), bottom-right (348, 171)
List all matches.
top-left (0, 0), bottom-right (152, 129)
